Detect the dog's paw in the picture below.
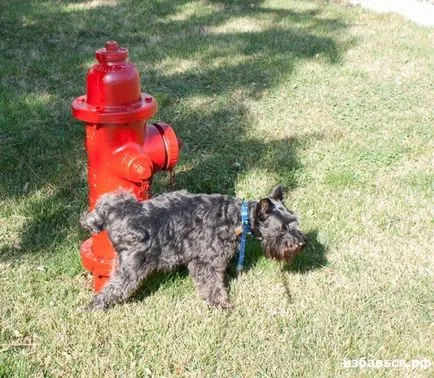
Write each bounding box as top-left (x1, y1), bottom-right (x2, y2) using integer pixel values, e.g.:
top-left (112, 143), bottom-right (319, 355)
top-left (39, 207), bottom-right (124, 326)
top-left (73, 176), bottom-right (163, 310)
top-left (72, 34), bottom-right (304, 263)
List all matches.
top-left (209, 300), bottom-right (234, 310)
top-left (219, 302), bottom-right (234, 310)
top-left (78, 297), bottom-right (109, 312)
top-left (77, 304), bottom-right (95, 313)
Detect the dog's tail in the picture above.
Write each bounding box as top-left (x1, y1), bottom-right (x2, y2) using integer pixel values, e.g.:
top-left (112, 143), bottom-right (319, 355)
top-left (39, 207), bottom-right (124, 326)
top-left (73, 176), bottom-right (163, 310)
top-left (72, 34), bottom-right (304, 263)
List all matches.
top-left (80, 190), bottom-right (139, 234)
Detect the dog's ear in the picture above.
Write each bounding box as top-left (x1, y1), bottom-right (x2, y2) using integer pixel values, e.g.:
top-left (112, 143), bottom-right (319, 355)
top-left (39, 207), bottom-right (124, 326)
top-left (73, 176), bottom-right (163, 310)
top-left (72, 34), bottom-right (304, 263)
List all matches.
top-left (270, 185), bottom-right (285, 202)
top-left (256, 198), bottom-right (274, 221)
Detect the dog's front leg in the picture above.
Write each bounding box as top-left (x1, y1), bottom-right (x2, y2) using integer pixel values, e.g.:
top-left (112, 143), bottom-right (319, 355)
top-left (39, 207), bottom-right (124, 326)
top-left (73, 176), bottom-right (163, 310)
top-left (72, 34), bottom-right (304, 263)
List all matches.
top-left (188, 260), bottom-right (233, 309)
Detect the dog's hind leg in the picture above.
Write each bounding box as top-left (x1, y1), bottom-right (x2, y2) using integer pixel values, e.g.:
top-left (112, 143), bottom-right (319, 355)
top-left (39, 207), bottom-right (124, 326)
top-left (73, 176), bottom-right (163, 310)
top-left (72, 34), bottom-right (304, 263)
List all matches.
top-left (85, 256), bottom-right (153, 310)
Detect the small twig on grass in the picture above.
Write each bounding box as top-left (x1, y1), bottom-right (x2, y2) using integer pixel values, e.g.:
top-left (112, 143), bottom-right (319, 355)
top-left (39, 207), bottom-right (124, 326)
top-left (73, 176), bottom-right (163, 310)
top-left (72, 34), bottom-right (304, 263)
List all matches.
top-left (279, 264), bottom-right (293, 304)
top-left (0, 342), bottom-right (34, 353)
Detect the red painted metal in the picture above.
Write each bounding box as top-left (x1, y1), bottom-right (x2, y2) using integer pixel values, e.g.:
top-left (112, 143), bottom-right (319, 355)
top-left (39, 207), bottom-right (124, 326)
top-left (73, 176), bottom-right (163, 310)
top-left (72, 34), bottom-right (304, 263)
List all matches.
top-left (72, 41), bottom-right (181, 292)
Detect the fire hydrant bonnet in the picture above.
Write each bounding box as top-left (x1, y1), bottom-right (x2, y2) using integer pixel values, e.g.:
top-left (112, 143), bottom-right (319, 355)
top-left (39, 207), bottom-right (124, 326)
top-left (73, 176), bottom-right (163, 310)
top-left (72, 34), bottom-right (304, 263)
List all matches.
top-left (72, 40), bottom-right (157, 124)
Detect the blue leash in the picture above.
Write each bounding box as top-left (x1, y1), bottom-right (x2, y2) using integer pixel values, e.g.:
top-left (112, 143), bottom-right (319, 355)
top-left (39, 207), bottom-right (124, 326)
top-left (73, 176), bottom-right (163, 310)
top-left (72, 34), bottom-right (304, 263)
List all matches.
top-left (237, 200), bottom-right (251, 273)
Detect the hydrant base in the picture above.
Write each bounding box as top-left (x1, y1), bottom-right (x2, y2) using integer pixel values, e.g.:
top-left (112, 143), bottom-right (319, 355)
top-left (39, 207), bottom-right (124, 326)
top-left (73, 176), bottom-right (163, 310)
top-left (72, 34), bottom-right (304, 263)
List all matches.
top-left (80, 238), bottom-right (115, 292)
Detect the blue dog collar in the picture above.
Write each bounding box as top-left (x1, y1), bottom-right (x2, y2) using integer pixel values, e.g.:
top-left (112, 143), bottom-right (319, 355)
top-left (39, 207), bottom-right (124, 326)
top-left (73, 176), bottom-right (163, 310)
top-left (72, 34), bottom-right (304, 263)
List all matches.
top-left (236, 200), bottom-right (251, 273)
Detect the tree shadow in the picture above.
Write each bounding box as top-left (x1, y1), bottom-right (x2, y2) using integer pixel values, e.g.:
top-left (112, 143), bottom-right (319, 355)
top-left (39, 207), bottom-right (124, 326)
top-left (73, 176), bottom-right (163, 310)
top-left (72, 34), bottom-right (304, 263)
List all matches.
top-left (277, 229), bottom-right (328, 304)
top-left (133, 268), bottom-right (191, 303)
top-left (1, 0), bottom-right (348, 282)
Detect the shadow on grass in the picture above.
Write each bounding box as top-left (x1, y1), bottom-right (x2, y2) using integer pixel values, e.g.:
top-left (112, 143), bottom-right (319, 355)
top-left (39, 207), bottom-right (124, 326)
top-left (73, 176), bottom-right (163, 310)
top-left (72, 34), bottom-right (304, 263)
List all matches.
top-left (134, 268), bottom-right (191, 303)
top-left (1, 0), bottom-right (345, 277)
top-left (288, 229), bottom-right (328, 273)
top-left (279, 229), bottom-right (328, 304)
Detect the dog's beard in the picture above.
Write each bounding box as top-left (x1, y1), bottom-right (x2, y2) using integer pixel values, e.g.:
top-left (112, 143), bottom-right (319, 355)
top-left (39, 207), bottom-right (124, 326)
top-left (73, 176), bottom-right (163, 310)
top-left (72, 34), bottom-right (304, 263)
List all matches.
top-left (262, 235), bottom-right (305, 262)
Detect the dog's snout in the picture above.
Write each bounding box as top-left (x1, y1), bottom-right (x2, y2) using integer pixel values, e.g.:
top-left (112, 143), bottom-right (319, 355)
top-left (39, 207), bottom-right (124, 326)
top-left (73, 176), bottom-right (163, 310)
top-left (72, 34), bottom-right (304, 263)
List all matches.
top-left (283, 233), bottom-right (306, 251)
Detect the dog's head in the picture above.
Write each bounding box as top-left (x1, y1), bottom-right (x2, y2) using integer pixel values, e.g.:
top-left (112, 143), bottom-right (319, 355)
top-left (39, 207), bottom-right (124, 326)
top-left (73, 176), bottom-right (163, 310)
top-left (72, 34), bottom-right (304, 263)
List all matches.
top-left (251, 185), bottom-right (306, 263)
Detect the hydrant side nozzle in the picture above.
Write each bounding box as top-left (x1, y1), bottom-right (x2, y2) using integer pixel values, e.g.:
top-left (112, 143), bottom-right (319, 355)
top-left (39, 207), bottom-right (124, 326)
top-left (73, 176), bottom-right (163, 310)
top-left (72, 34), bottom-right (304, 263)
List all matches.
top-left (110, 147), bottom-right (153, 183)
top-left (153, 122), bottom-right (181, 171)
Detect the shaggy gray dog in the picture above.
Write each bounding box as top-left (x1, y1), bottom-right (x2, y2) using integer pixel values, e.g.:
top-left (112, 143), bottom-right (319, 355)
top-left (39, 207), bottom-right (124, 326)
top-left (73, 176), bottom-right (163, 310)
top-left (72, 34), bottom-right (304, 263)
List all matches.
top-left (80, 185), bottom-right (306, 310)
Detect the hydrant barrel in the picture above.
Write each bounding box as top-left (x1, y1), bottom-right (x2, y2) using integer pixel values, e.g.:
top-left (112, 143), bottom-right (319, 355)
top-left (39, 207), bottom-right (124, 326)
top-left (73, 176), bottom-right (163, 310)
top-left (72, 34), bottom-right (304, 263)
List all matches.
top-left (87, 41), bottom-right (140, 112)
top-left (72, 41), bottom-right (181, 292)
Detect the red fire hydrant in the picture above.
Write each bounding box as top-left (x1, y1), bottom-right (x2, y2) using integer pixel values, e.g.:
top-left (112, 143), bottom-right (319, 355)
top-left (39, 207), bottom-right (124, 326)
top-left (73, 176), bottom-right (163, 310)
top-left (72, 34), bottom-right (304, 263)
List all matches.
top-left (72, 41), bottom-right (181, 292)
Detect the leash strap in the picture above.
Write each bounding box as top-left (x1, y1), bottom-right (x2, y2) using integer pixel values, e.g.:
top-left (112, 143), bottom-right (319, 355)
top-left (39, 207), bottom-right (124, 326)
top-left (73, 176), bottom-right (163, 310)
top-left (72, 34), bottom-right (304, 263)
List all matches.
top-left (237, 200), bottom-right (251, 273)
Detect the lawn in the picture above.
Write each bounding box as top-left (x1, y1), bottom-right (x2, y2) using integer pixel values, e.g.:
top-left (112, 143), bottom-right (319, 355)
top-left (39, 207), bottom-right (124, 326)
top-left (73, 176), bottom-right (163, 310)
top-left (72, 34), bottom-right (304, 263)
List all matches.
top-left (0, 0), bottom-right (433, 376)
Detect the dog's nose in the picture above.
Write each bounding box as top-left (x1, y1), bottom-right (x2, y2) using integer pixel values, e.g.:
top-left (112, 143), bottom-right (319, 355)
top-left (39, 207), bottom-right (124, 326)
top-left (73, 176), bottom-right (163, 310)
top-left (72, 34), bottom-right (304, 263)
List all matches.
top-left (298, 237), bottom-right (307, 248)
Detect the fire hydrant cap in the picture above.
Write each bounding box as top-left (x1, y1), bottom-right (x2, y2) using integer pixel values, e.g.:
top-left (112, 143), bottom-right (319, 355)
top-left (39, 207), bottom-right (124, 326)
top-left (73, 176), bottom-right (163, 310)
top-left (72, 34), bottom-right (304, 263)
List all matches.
top-left (96, 41), bottom-right (128, 63)
top-left (127, 154), bottom-right (153, 182)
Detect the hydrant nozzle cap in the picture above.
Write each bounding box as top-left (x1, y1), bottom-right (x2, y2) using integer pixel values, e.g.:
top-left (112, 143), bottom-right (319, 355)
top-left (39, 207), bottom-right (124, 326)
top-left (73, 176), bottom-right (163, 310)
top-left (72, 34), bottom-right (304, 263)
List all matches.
top-left (95, 40), bottom-right (128, 63)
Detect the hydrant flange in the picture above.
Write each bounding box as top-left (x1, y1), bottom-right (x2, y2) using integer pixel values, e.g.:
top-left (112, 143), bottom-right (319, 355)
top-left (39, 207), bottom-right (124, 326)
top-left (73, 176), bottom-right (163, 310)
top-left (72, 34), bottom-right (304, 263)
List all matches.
top-left (72, 93), bottom-right (157, 124)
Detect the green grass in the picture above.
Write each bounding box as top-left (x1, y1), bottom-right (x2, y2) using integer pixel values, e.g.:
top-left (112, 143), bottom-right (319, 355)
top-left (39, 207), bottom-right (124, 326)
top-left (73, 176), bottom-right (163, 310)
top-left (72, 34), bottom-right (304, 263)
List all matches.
top-left (1, 0), bottom-right (433, 376)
